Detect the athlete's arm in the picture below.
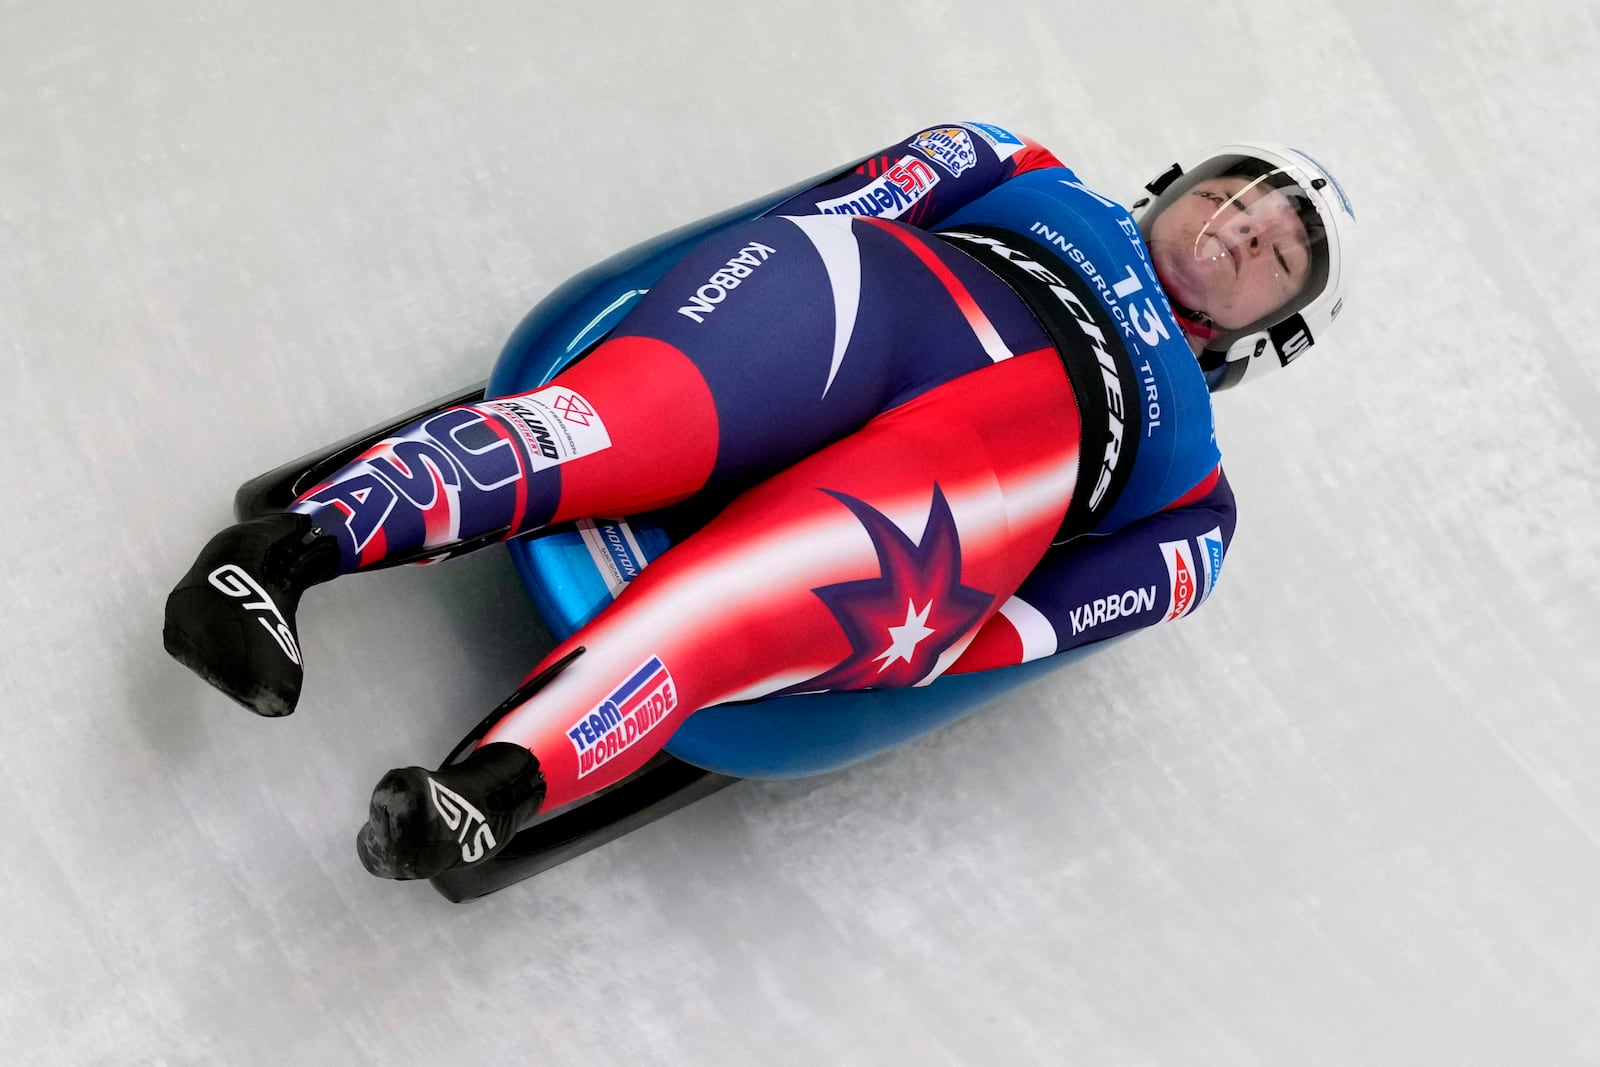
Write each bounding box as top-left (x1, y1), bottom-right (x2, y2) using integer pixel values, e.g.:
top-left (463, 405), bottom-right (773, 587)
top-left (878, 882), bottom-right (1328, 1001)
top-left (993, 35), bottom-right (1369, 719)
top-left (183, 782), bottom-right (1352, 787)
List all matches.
top-left (947, 468), bottom-right (1238, 672)
top-left (766, 121), bottom-right (1062, 228)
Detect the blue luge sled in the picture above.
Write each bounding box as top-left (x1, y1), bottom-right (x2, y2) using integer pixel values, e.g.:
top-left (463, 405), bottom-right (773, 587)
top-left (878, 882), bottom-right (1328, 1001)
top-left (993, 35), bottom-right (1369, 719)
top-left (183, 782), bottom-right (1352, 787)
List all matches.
top-left (488, 173), bottom-right (1113, 782)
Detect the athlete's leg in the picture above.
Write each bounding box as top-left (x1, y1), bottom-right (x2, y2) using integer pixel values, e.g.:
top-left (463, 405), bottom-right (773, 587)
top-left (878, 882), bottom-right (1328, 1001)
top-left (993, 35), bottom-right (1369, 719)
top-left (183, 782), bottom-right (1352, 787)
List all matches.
top-left (164, 216), bottom-right (1048, 716)
top-left (292, 215), bottom-right (1047, 574)
top-left (356, 348), bottom-right (1082, 878)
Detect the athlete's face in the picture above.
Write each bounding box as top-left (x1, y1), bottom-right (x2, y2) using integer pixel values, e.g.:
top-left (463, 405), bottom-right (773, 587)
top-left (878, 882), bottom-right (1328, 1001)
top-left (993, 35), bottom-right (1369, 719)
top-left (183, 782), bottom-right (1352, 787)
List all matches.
top-left (1147, 177), bottom-right (1312, 331)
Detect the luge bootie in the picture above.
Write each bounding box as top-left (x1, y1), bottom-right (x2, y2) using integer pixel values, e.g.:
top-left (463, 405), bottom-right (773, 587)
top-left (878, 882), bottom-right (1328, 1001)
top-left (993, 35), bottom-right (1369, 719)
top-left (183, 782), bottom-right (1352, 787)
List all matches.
top-left (355, 743), bottom-right (547, 880)
top-left (163, 511), bottom-right (340, 717)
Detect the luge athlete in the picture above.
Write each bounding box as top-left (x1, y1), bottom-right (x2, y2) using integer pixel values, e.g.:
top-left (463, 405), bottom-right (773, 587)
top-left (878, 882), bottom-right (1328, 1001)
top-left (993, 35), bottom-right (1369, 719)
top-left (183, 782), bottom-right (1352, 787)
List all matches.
top-left (162, 122), bottom-right (1356, 880)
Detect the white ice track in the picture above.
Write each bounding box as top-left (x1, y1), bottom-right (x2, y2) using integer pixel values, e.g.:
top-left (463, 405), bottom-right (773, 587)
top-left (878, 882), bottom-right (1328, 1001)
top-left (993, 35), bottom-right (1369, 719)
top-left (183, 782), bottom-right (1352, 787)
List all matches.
top-left (3, 3), bottom-right (1598, 1065)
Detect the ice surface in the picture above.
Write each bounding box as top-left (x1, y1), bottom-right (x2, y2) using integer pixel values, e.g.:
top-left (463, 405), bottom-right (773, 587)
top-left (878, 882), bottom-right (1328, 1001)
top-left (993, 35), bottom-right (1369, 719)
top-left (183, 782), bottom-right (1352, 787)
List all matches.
top-left (3, 2), bottom-right (1598, 1064)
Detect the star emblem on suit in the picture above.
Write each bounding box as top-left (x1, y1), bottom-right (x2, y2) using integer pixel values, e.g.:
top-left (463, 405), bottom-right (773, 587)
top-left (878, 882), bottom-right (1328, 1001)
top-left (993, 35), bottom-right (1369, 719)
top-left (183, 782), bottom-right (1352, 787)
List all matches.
top-left (782, 484), bottom-right (993, 693)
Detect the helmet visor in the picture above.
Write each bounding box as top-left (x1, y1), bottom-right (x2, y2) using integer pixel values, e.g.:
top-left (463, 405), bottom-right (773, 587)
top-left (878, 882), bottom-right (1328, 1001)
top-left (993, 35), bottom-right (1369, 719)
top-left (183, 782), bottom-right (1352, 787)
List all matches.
top-left (1140, 155), bottom-right (1330, 342)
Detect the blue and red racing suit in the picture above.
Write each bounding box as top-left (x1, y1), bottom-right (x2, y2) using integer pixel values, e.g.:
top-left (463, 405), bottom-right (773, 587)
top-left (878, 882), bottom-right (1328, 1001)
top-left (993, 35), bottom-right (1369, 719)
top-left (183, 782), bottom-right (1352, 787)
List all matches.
top-left (290, 122), bottom-right (1236, 810)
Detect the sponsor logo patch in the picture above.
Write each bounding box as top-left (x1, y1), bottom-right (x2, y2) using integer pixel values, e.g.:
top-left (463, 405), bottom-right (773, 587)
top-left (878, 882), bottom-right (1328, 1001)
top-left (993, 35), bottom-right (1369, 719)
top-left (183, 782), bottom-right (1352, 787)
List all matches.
top-left (567, 656), bottom-right (678, 779)
top-left (1294, 147), bottom-right (1355, 218)
top-left (484, 386), bottom-right (611, 472)
top-left (816, 155), bottom-right (940, 219)
top-left (577, 518), bottom-right (651, 597)
top-left (1268, 314), bottom-right (1314, 366)
top-left (962, 121), bottom-right (1025, 160)
top-left (911, 126), bottom-right (979, 176)
top-left (552, 391), bottom-right (598, 426)
top-left (676, 241), bottom-right (777, 323)
top-left (426, 778), bottom-right (497, 864)
top-left (1069, 585), bottom-right (1158, 636)
top-left (1160, 539), bottom-right (1199, 621)
top-left (937, 230), bottom-right (1129, 512)
top-left (1198, 526), bottom-right (1224, 602)
top-left (208, 564), bottom-right (301, 664)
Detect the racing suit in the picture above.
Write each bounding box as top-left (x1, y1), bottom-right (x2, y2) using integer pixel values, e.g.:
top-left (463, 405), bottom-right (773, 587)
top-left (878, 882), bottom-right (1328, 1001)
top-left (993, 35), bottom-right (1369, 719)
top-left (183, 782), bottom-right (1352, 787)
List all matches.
top-left (292, 122), bottom-right (1237, 811)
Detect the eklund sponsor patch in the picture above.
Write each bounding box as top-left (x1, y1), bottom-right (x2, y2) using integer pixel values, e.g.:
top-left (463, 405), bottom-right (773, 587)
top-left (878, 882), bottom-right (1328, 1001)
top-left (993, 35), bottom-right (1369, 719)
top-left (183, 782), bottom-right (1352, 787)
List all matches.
top-left (484, 386), bottom-right (611, 471)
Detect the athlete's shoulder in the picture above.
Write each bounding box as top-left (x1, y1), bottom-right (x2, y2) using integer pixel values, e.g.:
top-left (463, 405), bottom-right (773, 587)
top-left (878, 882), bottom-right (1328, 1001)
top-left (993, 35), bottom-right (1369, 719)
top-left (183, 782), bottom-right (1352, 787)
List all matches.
top-left (914, 121), bottom-right (1067, 177)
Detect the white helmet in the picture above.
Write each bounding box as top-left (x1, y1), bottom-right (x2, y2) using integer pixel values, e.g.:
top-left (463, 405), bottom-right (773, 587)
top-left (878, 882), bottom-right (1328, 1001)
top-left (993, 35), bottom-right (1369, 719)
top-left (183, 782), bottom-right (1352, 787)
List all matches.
top-left (1130, 142), bottom-right (1357, 391)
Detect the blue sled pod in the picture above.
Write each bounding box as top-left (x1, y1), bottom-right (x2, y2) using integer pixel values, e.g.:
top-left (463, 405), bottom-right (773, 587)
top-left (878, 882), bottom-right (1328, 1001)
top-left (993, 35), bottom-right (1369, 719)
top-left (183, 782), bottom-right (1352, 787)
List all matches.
top-left (491, 173), bottom-right (1114, 782)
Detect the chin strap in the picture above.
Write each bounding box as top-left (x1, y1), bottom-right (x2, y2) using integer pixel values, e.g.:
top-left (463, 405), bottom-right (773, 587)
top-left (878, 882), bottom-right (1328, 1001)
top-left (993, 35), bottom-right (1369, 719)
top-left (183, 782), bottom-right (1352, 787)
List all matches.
top-left (1172, 308), bottom-right (1221, 344)
top-left (1153, 271), bottom-right (1222, 345)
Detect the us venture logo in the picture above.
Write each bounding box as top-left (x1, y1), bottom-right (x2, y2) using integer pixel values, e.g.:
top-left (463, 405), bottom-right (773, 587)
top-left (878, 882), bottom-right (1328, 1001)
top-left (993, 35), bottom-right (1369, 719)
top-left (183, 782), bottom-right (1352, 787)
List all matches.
top-left (815, 156), bottom-right (940, 219)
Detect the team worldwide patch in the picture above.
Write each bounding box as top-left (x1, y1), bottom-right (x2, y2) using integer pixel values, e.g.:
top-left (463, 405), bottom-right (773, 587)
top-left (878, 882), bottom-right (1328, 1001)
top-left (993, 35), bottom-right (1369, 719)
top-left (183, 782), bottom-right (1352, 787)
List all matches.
top-left (566, 656), bottom-right (678, 779)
